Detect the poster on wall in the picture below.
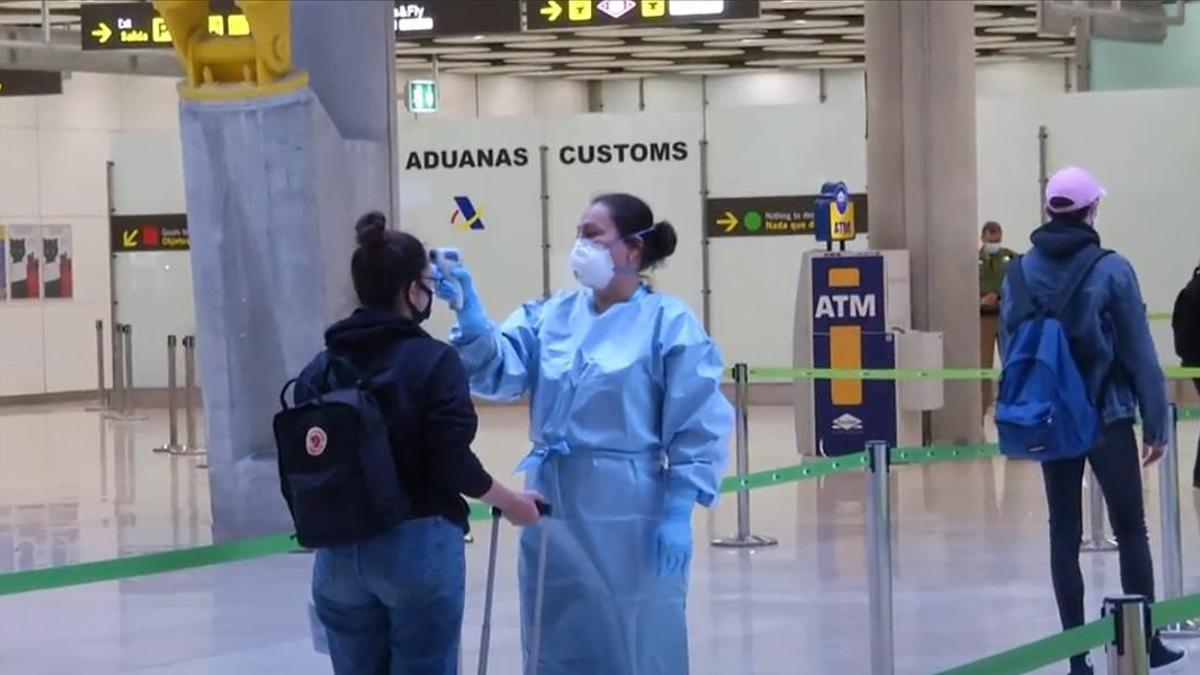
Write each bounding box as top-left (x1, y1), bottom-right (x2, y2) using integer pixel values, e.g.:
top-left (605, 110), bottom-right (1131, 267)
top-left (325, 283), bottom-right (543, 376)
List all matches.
top-left (6, 225), bottom-right (42, 300)
top-left (0, 226), bottom-right (7, 301)
top-left (41, 225), bottom-right (73, 300)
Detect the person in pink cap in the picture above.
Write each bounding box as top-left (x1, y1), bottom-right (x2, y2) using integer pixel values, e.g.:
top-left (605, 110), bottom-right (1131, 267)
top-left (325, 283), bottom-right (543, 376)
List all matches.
top-left (999, 166), bottom-right (1185, 674)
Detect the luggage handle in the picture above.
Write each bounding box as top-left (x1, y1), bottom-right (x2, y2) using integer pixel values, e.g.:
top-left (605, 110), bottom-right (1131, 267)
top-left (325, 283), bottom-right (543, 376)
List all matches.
top-left (478, 502), bottom-right (552, 675)
top-left (489, 502), bottom-right (553, 518)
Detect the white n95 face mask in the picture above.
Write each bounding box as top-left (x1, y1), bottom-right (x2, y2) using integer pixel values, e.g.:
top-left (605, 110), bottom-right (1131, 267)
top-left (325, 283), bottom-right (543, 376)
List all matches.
top-left (570, 239), bottom-right (615, 289)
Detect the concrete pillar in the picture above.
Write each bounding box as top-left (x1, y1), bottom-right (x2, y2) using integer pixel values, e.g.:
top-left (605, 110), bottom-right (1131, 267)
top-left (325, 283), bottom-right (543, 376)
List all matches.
top-left (176, 1), bottom-right (397, 541)
top-left (865, 0), bottom-right (983, 443)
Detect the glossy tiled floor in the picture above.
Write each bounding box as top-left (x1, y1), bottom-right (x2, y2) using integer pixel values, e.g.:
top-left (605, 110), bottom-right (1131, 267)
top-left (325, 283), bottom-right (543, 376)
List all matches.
top-left (2, 403), bottom-right (1199, 674)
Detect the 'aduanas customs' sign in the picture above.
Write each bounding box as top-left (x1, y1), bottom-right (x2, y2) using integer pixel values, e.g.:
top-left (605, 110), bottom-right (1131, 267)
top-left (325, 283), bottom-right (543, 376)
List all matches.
top-left (403, 141), bottom-right (692, 171)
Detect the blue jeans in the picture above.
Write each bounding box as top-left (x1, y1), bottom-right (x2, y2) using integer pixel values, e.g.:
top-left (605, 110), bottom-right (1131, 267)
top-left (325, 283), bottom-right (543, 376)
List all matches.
top-left (312, 517), bottom-right (466, 675)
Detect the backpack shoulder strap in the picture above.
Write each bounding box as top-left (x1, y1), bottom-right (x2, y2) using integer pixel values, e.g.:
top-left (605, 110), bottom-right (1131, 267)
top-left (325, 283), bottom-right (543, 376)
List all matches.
top-left (1052, 247), bottom-right (1113, 318)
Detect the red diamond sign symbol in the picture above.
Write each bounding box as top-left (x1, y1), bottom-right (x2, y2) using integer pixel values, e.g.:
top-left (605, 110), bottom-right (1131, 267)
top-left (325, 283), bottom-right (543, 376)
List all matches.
top-left (597, 0), bottom-right (636, 19)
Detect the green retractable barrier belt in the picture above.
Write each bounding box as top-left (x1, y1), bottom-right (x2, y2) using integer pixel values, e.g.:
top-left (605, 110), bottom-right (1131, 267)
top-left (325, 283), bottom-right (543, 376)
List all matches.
top-left (746, 366), bottom-right (1200, 381)
top-left (935, 617), bottom-right (1113, 675)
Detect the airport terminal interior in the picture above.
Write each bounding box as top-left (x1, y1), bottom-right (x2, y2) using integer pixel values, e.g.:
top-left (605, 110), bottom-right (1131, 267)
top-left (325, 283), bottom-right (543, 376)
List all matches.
top-left (3, 1), bottom-right (1200, 674)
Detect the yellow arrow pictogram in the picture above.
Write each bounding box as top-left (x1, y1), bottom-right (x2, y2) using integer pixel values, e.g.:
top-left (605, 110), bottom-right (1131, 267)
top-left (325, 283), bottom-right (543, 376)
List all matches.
top-left (717, 211), bottom-right (739, 233)
top-left (540, 0), bottom-right (563, 22)
top-left (122, 229), bottom-right (138, 249)
top-left (91, 22), bottom-right (113, 44)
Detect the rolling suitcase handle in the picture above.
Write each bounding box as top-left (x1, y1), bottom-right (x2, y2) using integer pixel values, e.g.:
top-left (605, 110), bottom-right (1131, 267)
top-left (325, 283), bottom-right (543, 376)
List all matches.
top-left (478, 502), bottom-right (551, 675)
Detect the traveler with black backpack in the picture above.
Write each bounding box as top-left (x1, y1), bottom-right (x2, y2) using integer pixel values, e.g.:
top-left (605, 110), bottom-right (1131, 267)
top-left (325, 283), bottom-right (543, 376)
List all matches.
top-left (1172, 264), bottom-right (1200, 489)
top-left (996, 167), bottom-right (1184, 674)
top-left (276, 212), bottom-right (544, 675)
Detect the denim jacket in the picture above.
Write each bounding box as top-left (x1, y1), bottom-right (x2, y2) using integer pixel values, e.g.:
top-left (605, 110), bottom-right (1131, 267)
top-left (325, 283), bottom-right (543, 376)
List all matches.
top-left (1000, 219), bottom-right (1168, 445)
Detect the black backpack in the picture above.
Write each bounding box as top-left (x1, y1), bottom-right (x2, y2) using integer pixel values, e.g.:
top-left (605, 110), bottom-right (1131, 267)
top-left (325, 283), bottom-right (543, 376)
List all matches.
top-left (1173, 271), bottom-right (1200, 366)
top-left (274, 355), bottom-right (409, 548)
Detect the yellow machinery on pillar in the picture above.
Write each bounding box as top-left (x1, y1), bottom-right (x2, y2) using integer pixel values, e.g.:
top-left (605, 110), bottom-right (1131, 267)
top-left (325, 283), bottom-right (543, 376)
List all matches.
top-left (151, 0), bottom-right (308, 100)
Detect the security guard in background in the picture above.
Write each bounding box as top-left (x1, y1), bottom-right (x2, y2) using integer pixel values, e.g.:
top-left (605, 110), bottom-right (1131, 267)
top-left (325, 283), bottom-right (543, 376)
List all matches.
top-left (979, 221), bottom-right (1017, 416)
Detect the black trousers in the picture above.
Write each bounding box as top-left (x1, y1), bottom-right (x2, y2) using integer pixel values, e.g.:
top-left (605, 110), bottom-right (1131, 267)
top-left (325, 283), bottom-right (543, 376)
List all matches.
top-left (1041, 422), bottom-right (1155, 637)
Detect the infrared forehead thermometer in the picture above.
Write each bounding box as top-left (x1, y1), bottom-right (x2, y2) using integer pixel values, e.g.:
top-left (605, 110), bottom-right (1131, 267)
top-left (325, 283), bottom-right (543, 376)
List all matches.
top-left (430, 247), bottom-right (464, 310)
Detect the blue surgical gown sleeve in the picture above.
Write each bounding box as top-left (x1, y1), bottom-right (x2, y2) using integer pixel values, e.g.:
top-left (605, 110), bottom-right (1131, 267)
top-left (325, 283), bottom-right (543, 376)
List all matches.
top-left (451, 299), bottom-right (546, 402)
top-left (659, 310), bottom-right (733, 508)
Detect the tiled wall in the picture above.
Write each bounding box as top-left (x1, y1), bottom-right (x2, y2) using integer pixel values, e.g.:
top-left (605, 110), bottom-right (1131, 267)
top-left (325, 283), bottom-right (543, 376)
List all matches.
top-left (0, 73), bottom-right (181, 396)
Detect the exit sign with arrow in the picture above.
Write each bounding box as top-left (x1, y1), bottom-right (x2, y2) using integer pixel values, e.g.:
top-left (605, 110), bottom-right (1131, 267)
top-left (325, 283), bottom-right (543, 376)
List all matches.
top-left (524, 0), bottom-right (757, 30)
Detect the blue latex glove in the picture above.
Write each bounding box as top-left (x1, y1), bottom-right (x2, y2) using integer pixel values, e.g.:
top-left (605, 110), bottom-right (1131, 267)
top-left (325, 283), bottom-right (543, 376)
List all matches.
top-left (655, 487), bottom-right (696, 578)
top-left (435, 265), bottom-right (490, 339)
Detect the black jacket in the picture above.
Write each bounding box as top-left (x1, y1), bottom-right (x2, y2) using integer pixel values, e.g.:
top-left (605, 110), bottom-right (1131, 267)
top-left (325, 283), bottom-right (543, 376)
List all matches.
top-left (1173, 269), bottom-right (1200, 367)
top-left (295, 309), bottom-right (493, 532)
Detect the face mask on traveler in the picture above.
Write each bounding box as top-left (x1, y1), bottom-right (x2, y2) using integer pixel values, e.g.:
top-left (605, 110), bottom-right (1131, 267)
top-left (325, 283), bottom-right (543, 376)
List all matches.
top-left (984, 242), bottom-right (1002, 255)
top-left (570, 239), bottom-right (616, 289)
top-left (411, 282), bottom-right (433, 324)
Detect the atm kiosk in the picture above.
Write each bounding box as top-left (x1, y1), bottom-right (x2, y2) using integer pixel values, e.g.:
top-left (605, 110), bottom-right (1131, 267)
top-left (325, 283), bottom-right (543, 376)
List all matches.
top-left (793, 183), bottom-right (943, 457)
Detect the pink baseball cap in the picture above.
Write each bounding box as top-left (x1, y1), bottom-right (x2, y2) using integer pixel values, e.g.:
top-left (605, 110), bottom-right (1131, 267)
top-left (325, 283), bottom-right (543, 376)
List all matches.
top-left (1045, 166), bottom-right (1106, 214)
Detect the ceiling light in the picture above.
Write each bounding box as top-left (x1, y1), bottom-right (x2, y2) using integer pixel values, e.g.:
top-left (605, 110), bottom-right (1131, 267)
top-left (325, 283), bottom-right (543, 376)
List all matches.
top-left (565, 72), bottom-right (656, 81)
top-left (441, 64), bottom-right (553, 75)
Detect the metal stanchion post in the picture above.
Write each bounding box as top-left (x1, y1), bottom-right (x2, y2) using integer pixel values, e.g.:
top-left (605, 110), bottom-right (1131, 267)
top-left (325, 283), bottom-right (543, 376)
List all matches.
top-left (107, 323), bottom-right (126, 417)
top-left (122, 324), bottom-right (135, 415)
top-left (86, 320), bottom-right (109, 411)
top-left (154, 336), bottom-right (182, 454)
top-left (175, 336), bottom-right (206, 458)
top-left (1158, 404), bottom-right (1200, 637)
top-left (866, 440), bottom-right (895, 675)
top-left (712, 363), bottom-right (777, 549)
top-left (1082, 466), bottom-right (1118, 552)
top-left (114, 324), bottom-right (148, 422)
top-left (1104, 595), bottom-right (1150, 675)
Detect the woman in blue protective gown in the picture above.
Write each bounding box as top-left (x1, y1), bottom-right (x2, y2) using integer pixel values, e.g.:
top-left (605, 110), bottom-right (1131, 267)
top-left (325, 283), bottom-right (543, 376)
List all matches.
top-left (434, 193), bottom-right (732, 675)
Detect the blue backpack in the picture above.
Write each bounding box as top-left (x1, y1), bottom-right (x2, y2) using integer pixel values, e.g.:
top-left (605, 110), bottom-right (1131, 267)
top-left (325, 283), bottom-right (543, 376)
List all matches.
top-left (274, 355), bottom-right (410, 548)
top-left (995, 248), bottom-right (1112, 461)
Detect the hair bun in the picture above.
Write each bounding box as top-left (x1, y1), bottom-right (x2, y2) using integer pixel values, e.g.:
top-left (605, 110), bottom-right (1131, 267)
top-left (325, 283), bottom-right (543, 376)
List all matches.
top-left (355, 211), bottom-right (388, 249)
top-left (649, 220), bottom-right (677, 259)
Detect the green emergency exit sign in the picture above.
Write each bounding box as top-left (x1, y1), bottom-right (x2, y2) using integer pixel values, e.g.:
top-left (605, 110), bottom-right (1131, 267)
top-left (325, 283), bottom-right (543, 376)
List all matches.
top-left (407, 80), bottom-right (438, 114)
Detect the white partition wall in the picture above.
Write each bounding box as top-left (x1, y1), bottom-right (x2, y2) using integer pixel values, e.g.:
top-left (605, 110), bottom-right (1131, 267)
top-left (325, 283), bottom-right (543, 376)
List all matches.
top-left (0, 74), bottom-right (125, 397)
top-left (397, 117), bottom-right (545, 339)
top-left (111, 131), bottom-right (195, 389)
top-left (1043, 89), bottom-right (1200, 360)
top-left (705, 104), bottom-right (869, 368)
top-left (975, 96), bottom-right (1047, 250)
top-left (543, 112), bottom-right (706, 315)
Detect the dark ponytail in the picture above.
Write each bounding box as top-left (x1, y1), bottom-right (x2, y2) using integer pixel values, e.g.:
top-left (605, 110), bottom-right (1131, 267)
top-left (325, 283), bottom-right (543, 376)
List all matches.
top-left (591, 193), bottom-right (679, 271)
top-left (350, 211), bottom-right (427, 310)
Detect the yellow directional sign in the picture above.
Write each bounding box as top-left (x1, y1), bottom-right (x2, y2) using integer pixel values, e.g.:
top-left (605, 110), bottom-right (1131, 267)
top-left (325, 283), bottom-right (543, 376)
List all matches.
top-left (122, 229), bottom-right (139, 249)
top-left (716, 211), bottom-right (739, 233)
top-left (642, 0), bottom-right (665, 18)
top-left (81, 2), bottom-right (248, 51)
top-left (91, 22), bottom-right (113, 45)
top-left (540, 0), bottom-right (563, 22)
top-left (526, 0), bottom-right (758, 30)
top-left (568, 0), bottom-right (593, 21)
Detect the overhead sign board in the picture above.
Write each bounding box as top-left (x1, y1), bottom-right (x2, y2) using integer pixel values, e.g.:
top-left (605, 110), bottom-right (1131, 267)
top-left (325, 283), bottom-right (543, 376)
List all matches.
top-left (0, 70), bottom-right (62, 97)
top-left (394, 1), bottom-right (523, 37)
top-left (110, 214), bottom-right (190, 253)
top-left (705, 194), bottom-right (870, 238)
top-left (525, 0), bottom-right (758, 30)
top-left (81, 1), bottom-right (244, 51)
